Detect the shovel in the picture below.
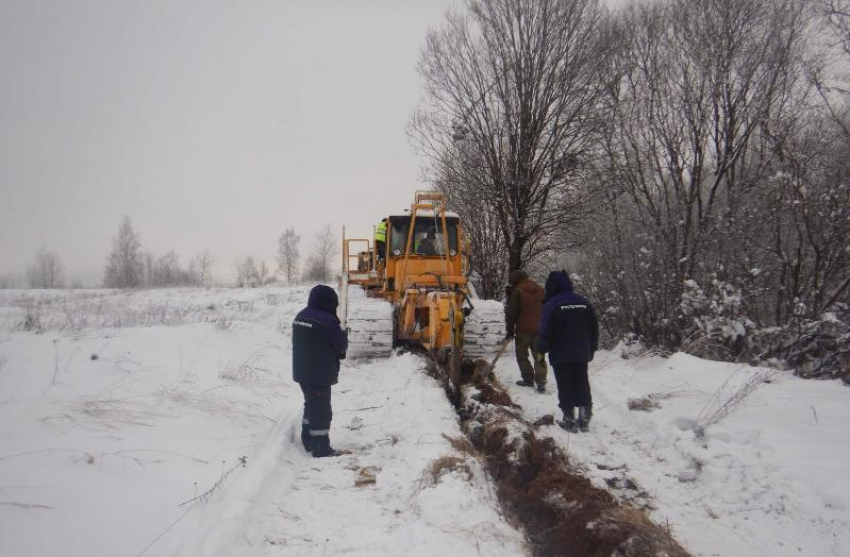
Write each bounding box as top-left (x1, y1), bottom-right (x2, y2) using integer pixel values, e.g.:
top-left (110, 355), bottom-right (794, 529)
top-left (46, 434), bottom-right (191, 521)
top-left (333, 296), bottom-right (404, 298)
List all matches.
top-left (479, 337), bottom-right (513, 380)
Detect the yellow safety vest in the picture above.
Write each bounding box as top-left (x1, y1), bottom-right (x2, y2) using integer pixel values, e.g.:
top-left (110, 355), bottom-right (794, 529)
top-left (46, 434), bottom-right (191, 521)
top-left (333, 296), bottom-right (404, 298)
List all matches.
top-left (375, 221), bottom-right (387, 243)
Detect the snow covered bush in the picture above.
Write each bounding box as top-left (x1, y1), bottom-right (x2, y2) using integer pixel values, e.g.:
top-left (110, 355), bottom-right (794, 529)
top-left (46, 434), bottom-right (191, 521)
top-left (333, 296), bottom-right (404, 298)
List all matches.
top-left (678, 278), bottom-right (755, 360)
top-left (567, 0), bottom-right (850, 382)
top-left (749, 312), bottom-right (850, 382)
top-left (18, 303), bottom-right (43, 333)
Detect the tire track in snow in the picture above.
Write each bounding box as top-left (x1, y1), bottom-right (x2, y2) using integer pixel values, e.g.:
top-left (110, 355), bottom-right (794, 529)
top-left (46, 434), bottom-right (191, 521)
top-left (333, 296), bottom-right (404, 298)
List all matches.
top-left (181, 353), bottom-right (526, 556)
top-left (176, 406), bottom-right (310, 557)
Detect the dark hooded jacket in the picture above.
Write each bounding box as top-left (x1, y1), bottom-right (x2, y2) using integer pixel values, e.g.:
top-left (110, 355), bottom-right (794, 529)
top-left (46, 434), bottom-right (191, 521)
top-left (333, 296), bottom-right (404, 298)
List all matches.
top-left (539, 271), bottom-right (598, 364)
top-left (292, 285), bottom-right (348, 386)
top-left (505, 270), bottom-right (545, 336)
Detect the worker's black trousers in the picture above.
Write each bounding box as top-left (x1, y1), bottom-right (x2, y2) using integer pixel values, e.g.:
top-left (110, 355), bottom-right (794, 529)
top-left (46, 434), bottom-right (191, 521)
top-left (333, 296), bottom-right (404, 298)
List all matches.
top-left (553, 362), bottom-right (592, 409)
top-left (299, 384), bottom-right (333, 436)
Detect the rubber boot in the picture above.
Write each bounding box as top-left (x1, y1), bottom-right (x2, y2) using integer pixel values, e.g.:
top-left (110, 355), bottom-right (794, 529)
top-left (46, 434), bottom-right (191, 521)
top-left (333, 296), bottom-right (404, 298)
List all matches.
top-left (558, 407), bottom-right (578, 433)
top-left (516, 379), bottom-right (534, 388)
top-left (578, 406), bottom-right (593, 432)
top-left (310, 435), bottom-right (339, 458)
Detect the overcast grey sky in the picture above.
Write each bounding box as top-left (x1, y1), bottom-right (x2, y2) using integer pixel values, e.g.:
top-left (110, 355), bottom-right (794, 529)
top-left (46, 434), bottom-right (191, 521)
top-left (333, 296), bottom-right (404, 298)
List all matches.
top-left (0, 0), bottom-right (459, 283)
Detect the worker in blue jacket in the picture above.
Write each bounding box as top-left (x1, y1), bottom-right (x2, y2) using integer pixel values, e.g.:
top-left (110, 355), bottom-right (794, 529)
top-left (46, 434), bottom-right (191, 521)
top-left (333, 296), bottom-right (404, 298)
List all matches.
top-left (292, 285), bottom-right (348, 457)
top-left (539, 270), bottom-right (599, 433)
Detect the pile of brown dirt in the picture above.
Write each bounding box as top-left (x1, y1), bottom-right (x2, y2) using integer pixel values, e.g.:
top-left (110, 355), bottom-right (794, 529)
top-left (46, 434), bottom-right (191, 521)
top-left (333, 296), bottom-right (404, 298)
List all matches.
top-left (432, 359), bottom-right (690, 557)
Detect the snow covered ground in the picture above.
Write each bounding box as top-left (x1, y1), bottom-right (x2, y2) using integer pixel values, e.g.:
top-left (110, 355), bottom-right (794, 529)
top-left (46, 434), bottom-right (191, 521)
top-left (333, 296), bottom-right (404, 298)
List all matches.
top-left (0, 287), bottom-right (523, 557)
top-left (495, 348), bottom-right (850, 557)
top-left (1, 285), bottom-right (848, 556)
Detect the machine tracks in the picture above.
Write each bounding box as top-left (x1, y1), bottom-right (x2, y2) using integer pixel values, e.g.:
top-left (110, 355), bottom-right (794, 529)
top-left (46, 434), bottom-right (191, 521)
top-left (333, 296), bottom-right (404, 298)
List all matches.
top-left (463, 299), bottom-right (507, 359)
top-left (344, 286), bottom-right (507, 362)
top-left (344, 287), bottom-right (394, 359)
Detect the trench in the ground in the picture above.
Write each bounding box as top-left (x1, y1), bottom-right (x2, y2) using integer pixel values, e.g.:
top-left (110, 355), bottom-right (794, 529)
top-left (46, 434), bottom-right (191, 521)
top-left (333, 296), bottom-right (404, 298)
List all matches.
top-left (425, 357), bottom-right (692, 557)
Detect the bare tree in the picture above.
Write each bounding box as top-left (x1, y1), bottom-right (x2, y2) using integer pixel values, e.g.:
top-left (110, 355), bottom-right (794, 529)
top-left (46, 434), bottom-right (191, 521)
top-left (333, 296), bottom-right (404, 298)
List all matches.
top-left (0, 274), bottom-right (20, 289)
top-left (143, 251), bottom-right (155, 287)
top-left (193, 250), bottom-right (214, 286)
top-left (552, 0), bottom-right (850, 378)
top-left (235, 256), bottom-right (258, 288)
top-left (812, 1), bottom-right (850, 144)
top-left (582, 0), bottom-right (810, 346)
top-left (257, 261), bottom-right (270, 286)
top-left (820, 0), bottom-right (850, 56)
top-left (26, 247), bottom-right (65, 289)
top-left (153, 251), bottom-right (183, 286)
top-left (411, 0), bottom-right (614, 277)
top-left (277, 228), bottom-right (301, 284)
top-left (104, 216), bottom-right (144, 288)
top-left (809, 1), bottom-right (850, 315)
top-left (303, 225), bottom-right (337, 282)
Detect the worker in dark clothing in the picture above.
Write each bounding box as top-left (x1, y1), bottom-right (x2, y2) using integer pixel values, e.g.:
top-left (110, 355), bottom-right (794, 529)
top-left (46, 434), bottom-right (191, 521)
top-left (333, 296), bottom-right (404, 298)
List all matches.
top-left (417, 229), bottom-right (438, 255)
top-left (539, 270), bottom-right (599, 432)
top-left (292, 285), bottom-right (348, 457)
top-left (505, 270), bottom-right (548, 393)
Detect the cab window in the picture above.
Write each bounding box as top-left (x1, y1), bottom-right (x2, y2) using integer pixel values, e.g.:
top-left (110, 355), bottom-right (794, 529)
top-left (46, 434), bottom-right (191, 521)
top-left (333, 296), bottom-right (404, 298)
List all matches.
top-left (389, 218), bottom-right (458, 255)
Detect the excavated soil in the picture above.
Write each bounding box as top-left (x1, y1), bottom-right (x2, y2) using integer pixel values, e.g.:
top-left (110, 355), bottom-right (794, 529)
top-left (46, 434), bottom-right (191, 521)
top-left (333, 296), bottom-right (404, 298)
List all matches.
top-left (429, 359), bottom-right (691, 557)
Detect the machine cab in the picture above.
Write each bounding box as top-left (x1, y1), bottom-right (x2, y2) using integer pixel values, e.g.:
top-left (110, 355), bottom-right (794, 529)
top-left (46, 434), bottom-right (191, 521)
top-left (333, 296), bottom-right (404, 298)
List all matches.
top-left (381, 202), bottom-right (467, 296)
top-left (341, 192), bottom-right (468, 299)
top-left (387, 213), bottom-right (460, 258)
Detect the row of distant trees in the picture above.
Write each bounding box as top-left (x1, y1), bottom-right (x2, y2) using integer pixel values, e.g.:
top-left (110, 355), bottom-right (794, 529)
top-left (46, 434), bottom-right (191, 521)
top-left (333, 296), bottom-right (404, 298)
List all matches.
top-left (0, 248), bottom-right (70, 289)
top-left (103, 217), bottom-right (340, 288)
top-left (1, 218), bottom-right (340, 290)
top-left (27, 248), bottom-right (65, 289)
top-left (236, 225), bottom-right (338, 286)
top-left (102, 217), bottom-right (213, 288)
top-left (414, 0), bottom-right (850, 379)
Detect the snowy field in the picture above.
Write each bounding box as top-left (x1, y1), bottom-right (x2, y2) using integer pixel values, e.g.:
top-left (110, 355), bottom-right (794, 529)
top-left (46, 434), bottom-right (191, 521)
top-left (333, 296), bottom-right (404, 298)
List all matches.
top-left (495, 350), bottom-right (850, 557)
top-left (0, 285), bottom-right (848, 556)
top-left (0, 287), bottom-right (524, 557)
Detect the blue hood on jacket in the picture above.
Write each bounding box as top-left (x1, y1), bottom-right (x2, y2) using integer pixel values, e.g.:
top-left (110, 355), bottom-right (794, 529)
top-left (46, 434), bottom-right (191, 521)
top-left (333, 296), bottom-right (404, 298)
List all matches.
top-left (544, 270), bottom-right (573, 301)
top-left (308, 285), bottom-right (339, 315)
top-left (539, 270), bottom-right (598, 364)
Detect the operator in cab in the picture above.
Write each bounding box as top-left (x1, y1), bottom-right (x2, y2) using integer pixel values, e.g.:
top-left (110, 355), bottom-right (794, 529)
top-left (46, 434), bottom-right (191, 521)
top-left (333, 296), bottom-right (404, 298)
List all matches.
top-left (416, 229), bottom-right (439, 255)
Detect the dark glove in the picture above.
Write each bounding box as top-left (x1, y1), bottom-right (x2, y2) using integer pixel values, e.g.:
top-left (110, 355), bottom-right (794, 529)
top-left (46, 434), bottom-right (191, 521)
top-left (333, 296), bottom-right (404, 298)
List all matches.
top-left (505, 330), bottom-right (515, 340)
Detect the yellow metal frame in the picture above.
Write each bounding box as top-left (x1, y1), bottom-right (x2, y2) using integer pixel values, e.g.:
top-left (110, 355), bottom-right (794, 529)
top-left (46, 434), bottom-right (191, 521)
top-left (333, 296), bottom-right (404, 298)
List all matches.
top-left (398, 191), bottom-right (455, 291)
top-left (341, 191), bottom-right (471, 363)
top-left (342, 225), bottom-right (381, 289)
top-left (393, 191), bottom-right (468, 357)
